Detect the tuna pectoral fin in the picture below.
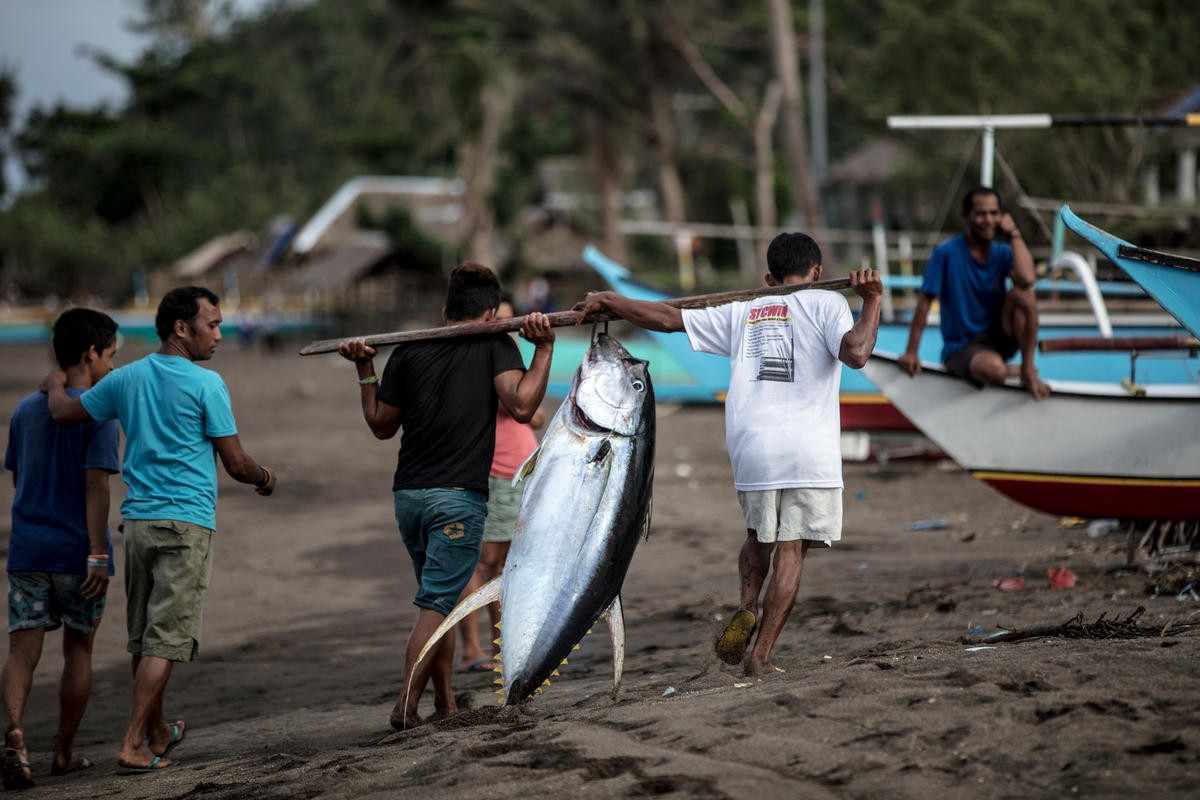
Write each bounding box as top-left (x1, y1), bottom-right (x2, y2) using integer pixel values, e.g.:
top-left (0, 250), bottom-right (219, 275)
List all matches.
top-left (511, 445), bottom-right (541, 487)
top-left (403, 577), bottom-right (503, 716)
top-left (604, 595), bottom-right (625, 700)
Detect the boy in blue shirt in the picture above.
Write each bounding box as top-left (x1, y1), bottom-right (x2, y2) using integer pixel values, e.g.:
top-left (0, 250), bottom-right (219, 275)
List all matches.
top-left (46, 287), bottom-right (277, 773)
top-left (899, 186), bottom-right (1049, 399)
top-left (3, 309), bottom-right (120, 790)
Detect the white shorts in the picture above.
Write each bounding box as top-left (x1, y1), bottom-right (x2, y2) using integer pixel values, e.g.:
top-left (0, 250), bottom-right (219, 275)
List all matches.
top-left (737, 487), bottom-right (843, 545)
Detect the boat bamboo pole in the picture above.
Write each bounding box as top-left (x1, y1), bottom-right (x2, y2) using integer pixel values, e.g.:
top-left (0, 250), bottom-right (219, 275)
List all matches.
top-left (298, 276), bottom-right (854, 356)
top-left (1039, 335), bottom-right (1200, 353)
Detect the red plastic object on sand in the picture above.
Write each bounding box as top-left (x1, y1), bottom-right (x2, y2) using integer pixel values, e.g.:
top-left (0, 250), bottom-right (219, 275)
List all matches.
top-left (1047, 567), bottom-right (1078, 589)
top-left (994, 577), bottom-right (1026, 592)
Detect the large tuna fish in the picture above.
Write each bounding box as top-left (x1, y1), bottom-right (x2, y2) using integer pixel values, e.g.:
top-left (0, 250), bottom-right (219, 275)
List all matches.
top-left (408, 332), bottom-right (654, 705)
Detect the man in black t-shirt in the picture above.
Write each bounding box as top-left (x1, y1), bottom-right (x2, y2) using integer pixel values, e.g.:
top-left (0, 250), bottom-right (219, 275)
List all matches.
top-left (338, 264), bottom-right (554, 730)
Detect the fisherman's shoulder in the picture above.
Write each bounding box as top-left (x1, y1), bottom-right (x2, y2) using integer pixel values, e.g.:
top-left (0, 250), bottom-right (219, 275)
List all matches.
top-left (788, 288), bottom-right (848, 311)
top-left (930, 235), bottom-right (966, 259)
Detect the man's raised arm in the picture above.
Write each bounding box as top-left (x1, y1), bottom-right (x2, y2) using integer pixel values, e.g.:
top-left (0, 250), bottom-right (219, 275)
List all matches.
top-left (337, 339), bottom-right (403, 440)
top-left (495, 313), bottom-right (555, 423)
top-left (575, 291), bottom-right (684, 333)
top-left (839, 269), bottom-right (883, 369)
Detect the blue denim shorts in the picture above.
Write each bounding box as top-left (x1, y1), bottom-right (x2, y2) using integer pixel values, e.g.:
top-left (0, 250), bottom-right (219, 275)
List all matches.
top-left (393, 488), bottom-right (487, 616)
top-left (8, 572), bottom-right (106, 635)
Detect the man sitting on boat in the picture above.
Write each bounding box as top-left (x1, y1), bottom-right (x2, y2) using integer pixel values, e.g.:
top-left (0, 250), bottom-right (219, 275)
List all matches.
top-left (899, 187), bottom-right (1050, 399)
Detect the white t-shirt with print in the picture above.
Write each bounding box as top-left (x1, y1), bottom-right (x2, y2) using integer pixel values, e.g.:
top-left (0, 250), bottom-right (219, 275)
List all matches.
top-left (682, 290), bottom-right (853, 490)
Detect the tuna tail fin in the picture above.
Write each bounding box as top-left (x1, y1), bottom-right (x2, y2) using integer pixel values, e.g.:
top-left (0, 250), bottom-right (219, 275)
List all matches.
top-left (402, 576), bottom-right (504, 720)
top-left (604, 595), bottom-right (625, 700)
top-left (511, 445), bottom-right (541, 487)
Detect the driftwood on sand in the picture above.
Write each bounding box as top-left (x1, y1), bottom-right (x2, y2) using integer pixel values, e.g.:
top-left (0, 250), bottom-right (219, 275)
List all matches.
top-left (962, 607), bottom-right (1200, 645)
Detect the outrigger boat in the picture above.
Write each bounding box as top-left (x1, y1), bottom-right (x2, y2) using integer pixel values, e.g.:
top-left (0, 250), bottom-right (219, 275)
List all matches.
top-left (580, 246), bottom-right (1199, 430)
top-left (864, 353), bottom-right (1199, 520)
top-left (863, 209), bottom-right (1200, 521)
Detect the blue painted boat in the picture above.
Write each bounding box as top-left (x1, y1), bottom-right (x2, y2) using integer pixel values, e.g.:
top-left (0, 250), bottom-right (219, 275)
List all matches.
top-left (579, 245), bottom-right (1199, 427)
top-left (1059, 205), bottom-right (1200, 339)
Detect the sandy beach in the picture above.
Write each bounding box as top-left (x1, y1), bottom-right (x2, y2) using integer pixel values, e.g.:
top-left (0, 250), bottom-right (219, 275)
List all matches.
top-left (2, 340), bottom-right (1197, 799)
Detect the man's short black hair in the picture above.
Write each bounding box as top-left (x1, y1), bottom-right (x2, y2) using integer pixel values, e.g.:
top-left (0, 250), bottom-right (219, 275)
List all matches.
top-left (766, 232), bottom-right (822, 282)
top-left (155, 286), bottom-right (220, 341)
top-left (961, 186), bottom-right (1003, 216)
top-left (52, 308), bottom-right (119, 370)
top-left (445, 263), bottom-right (501, 321)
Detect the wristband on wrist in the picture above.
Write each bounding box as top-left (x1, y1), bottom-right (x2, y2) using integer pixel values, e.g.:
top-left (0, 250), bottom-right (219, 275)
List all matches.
top-left (255, 465), bottom-right (272, 488)
top-left (358, 375), bottom-right (378, 385)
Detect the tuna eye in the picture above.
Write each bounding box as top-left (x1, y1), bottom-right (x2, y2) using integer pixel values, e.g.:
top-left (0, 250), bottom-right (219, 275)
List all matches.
top-left (631, 379), bottom-right (645, 392)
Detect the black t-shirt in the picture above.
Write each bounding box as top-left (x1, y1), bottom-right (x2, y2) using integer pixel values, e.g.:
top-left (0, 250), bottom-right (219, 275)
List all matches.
top-left (379, 335), bottom-right (526, 494)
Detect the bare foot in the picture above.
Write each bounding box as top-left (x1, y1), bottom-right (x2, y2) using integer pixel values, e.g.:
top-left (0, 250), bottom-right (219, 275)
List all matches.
top-left (50, 754), bottom-right (94, 776)
top-left (1021, 366), bottom-right (1050, 400)
top-left (388, 700), bottom-right (423, 732)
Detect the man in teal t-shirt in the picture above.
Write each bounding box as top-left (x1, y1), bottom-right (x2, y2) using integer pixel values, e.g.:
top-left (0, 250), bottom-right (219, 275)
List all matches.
top-left (46, 286), bottom-right (278, 773)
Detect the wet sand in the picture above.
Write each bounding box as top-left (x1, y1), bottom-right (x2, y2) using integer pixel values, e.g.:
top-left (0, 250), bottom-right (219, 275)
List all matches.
top-left (1, 341), bottom-right (1197, 799)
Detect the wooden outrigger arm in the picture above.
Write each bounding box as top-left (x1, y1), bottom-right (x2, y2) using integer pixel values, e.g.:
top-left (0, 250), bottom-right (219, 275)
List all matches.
top-left (298, 276), bottom-right (853, 356)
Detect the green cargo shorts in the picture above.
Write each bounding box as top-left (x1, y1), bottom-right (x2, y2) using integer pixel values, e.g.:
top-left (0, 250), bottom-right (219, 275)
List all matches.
top-left (124, 519), bottom-right (214, 662)
top-left (483, 475), bottom-right (522, 543)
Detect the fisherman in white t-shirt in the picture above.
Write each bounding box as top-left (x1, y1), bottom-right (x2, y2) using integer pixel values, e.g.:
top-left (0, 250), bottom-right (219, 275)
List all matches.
top-left (576, 233), bottom-right (882, 676)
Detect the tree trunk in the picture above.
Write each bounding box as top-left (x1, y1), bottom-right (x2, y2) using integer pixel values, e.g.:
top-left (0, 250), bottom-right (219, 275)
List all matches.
top-left (461, 72), bottom-right (516, 267)
top-left (754, 82), bottom-right (784, 268)
top-left (649, 83), bottom-right (687, 224)
top-left (766, 0), bottom-right (822, 230)
top-left (590, 113), bottom-right (627, 263)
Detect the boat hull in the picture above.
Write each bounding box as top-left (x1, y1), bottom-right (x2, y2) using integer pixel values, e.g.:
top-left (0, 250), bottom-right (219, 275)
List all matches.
top-left (863, 353), bottom-right (1200, 520)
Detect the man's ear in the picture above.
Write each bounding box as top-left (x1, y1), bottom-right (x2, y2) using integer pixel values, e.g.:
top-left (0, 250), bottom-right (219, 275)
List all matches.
top-left (83, 345), bottom-right (99, 365)
top-left (811, 265), bottom-right (823, 281)
top-left (764, 272), bottom-right (778, 287)
top-left (174, 318), bottom-right (190, 339)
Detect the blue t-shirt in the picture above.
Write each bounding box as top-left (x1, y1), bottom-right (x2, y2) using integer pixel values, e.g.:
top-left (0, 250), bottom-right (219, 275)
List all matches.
top-left (80, 354), bottom-right (238, 531)
top-left (920, 235), bottom-right (1014, 361)
top-left (5, 389), bottom-right (120, 575)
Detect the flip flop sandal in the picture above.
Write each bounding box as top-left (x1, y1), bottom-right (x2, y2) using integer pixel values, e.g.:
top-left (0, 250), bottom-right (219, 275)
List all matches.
top-left (156, 720), bottom-right (187, 758)
top-left (460, 658), bottom-right (493, 673)
top-left (714, 609), bottom-right (758, 665)
top-left (50, 755), bottom-right (95, 776)
top-left (1, 747), bottom-right (35, 790)
top-left (117, 755), bottom-right (170, 774)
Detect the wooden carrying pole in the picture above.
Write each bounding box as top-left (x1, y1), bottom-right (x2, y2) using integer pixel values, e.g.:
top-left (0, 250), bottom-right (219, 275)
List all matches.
top-left (299, 277), bottom-right (854, 356)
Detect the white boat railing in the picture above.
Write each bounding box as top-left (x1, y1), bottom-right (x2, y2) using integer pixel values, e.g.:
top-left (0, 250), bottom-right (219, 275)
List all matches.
top-left (1052, 250), bottom-right (1113, 337)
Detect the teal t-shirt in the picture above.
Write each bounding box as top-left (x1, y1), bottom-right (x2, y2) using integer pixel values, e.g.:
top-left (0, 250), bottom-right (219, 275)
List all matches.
top-left (80, 353), bottom-right (238, 530)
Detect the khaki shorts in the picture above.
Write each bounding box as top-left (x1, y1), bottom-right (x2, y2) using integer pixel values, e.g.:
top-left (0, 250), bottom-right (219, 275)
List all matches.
top-left (124, 519), bottom-right (214, 662)
top-left (737, 488), bottom-right (843, 545)
top-left (483, 475), bottom-right (522, 543)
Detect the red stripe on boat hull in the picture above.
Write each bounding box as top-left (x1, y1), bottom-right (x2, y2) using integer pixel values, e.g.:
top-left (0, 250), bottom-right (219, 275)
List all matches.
top-left (977, 474), bottom-right (1200, 520)
top-left (840, 396), bottom-right (916, 432)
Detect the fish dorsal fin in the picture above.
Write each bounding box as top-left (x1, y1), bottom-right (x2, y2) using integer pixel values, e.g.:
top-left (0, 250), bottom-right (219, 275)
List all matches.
top-left (402, 576), bottom-right (504, 721)
top-left (512, 445), bottom-right (541, 487)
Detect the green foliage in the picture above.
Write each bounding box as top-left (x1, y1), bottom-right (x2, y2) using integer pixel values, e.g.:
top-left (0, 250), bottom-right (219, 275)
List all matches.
top-left (3, 0), bottom-right (1199, 298)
